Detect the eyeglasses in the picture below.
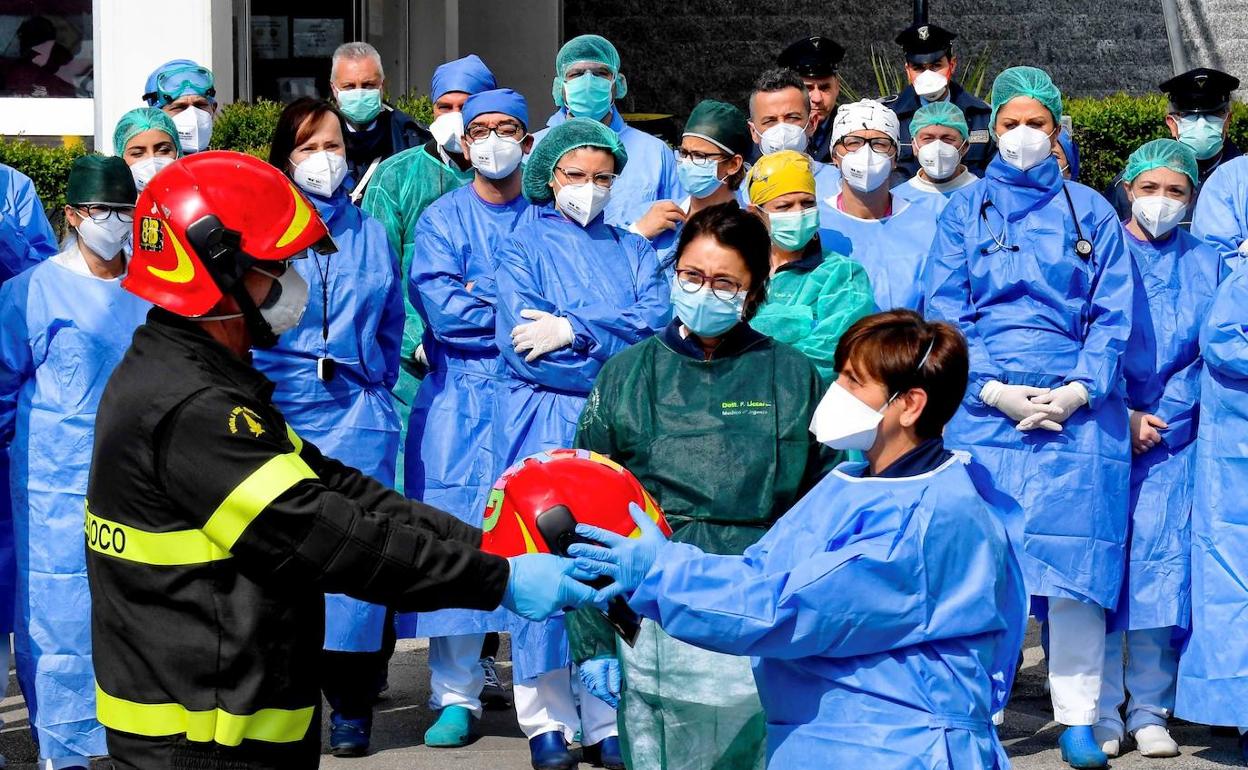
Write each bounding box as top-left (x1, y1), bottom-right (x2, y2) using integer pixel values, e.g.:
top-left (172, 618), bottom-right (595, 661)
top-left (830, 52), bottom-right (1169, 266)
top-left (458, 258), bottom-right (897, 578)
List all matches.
top-left (838, 136), bottom-right (897, 153)
top-left (674, 268), bottom-right (745, 301)
top-left (466, 121), bottom-right (526, 142)
top-left (76, 205), bottom-right (135, 223)
top-left (555, 166), bottom-right (619, 188)
top-left (675, 147), bottom-right (731, 167)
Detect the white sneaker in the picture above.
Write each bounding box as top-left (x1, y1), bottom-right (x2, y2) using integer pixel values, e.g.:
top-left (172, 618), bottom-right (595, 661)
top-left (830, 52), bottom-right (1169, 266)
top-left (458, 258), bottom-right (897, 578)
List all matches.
top-left (1134, 724), bottom-right (1180, 758)
top-left (1092, 724), bottom-right (1122, 757)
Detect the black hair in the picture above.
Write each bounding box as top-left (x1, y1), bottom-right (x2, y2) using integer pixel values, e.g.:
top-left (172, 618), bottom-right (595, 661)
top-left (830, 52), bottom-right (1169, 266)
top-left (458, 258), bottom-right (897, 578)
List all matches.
top-left (671, 203), bottom-right (771, 320)
top-left (752, 67), bottom-right (809, 98)
top-left (268, 97), bottom-right (350, 174)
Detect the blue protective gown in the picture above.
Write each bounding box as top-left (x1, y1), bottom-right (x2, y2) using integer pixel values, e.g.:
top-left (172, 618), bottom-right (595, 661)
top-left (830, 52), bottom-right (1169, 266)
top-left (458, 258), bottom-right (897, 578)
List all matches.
top-left (534, 108), bottom-right (683, 231)
top-left (627, 453), bottom-right (1027, 769)
top-left (0, 162), bottom-right (58, 284)
top-left (493, 204), bottom-right (670, 680)
top-left (0, 249), bottom-right (149, 759)
top-left (397, 183), bottom-right (538, 639)
top-left (1110, 228), bottom-right (1219, 632)
top-left (1175, 258), bottom-right (1248, 726)
top-left (252, 188), bottom-right (404, 652)
top-left (1190, 154), bottom-right (1248, 278)
top-left (925, 156), bottom-right (1134, 609)
top-left (819, 194), bottom-right (938, 313)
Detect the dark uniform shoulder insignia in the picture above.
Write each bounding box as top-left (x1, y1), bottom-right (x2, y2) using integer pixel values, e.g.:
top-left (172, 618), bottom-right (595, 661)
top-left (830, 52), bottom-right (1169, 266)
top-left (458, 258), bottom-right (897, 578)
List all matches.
top-left (228, 406), bottom-right (266, 438)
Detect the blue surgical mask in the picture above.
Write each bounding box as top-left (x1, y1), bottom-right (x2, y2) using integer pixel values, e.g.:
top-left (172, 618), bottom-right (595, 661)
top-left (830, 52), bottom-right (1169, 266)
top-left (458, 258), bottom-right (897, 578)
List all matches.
top-left (564, 73), bottom-right (614, 121)
top-left (1177, 114), bottom-right (1225, 160)
top-left (671, 276), bottom-right (744, 338)
top-left (676, 158), bottom-right (725, 199)
top-left (767, 207), bottom-right (820, 251)
top-left (336, 87), bottom-right (383, 126)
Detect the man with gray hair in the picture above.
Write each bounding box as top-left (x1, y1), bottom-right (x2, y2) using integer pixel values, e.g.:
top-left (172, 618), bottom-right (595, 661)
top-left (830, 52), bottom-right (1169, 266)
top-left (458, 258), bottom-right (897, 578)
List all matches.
top-left (330, 41), bottom-right (430, 204)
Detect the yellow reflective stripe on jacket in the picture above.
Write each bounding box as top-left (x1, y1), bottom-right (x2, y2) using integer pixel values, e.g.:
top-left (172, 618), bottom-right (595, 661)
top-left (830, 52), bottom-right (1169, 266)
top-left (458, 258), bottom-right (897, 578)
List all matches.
top-left (200, 449), bottom-right (315, 551)
top-left (85, 505), bottom-right (229, 565)
top-left (96, 685), bottom-right (314, 746)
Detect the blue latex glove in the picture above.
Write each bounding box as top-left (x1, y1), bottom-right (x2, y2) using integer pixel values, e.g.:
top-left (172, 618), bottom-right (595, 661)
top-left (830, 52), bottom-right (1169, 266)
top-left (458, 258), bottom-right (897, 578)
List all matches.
top-left (578, 656), bottom-right (622, 708)
top-left (501, 553), bottom-right (604, 621)
top-left (568, 502), bottom-right (667, 596)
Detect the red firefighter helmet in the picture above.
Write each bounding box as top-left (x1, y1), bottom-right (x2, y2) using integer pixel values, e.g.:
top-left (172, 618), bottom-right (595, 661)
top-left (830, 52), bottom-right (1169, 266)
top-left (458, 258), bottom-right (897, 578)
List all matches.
top-left (481, 448), bottom-right (671, 559)
top-left (124, 150), bottom-right (335, 317)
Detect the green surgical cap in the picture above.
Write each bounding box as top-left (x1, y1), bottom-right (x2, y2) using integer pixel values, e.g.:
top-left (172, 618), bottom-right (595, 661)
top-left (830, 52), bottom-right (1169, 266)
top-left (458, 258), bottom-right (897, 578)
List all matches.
top-left (523, 117), bottom-right (629, 204)
top-left (66, 155), bottom-right (137, 206)
top-left (112, 107), bottom-right (182, 158)
top-left (909, 100), bottom-right (968, 139)
top-left (683, 99), bottom-right (752, 158)
top-left (556, 35), bottom-right (620, 75)
top-left (1123, 138), bottom-right (1199, 188)
top-left (990, 66), bottom-right (1063, 131)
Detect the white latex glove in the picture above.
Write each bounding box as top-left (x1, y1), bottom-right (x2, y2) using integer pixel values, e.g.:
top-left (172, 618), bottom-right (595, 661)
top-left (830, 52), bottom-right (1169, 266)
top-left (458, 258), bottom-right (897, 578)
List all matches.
top-left (1018, 382), bottom-right (1090, 431)
top-left (980, 380), bottom-right (1062, 430)
top-left (414, 344), bottom-right (429, 368)
top-left (511, 309), bottom-right (574, 362)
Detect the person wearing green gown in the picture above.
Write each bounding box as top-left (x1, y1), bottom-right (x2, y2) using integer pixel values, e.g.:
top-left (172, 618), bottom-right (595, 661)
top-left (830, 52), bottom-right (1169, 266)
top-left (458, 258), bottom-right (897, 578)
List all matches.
top-left (567, 204), bottom-right (835, 770)
top-left (745, 150), bottom-right (875, 383)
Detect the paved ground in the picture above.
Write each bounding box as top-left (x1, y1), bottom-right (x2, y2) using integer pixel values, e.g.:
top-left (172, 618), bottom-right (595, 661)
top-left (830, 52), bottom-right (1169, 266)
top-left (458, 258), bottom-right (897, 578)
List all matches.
top-left (0, 624), bottom-right (1242, 769)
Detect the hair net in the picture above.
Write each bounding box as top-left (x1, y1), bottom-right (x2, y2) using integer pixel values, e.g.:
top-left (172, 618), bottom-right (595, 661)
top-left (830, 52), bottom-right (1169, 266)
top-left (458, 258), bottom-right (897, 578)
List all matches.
top-left (831, 99), bottom-right (901, 146)
top-left (683, 99), bottom-right (752, 158)
top-left (462, 88), bottom-right (529, 130)
top-left (552, 35), bottom-right (628, 106)
top-left (431, 54), bottom-right (497, 100)
top-left (112, 107), bottom-right (183, 158)
top-left (990, 66), bottom-right (1063, 130)
top-left (909, 101), bottom-right (968, 140)
top-left (748, 150), bottom-right (816, 205)
top-left (523, 117), bottom-right (628, 204)
top-left (1122, 138), bottom-right (1199, 188)
top-left (1057, 127), bottom-right (1081, 182)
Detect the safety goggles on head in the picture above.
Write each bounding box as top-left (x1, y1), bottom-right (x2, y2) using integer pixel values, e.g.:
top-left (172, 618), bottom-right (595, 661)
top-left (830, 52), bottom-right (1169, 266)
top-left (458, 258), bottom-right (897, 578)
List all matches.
top-left (74, 204), bottom-right (136, 223)
top-left (144, 64), bottom-right (216, 106)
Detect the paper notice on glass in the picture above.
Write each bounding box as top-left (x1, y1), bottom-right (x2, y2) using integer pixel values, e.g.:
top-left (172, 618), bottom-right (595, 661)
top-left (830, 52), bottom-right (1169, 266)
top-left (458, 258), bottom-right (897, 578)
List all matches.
top-left (252, 16), bottom-right (289, 60)
top-left (293, 18), bottom-right (345, 59)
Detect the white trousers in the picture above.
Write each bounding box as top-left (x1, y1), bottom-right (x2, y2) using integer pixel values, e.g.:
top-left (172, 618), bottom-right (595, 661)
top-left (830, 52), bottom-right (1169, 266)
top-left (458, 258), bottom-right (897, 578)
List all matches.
top-left (1096, 628), bottom-right (1177, 737)
top-left (428, 634), bottom-right (486, 718)
top-left (1047, 597), bottom-right (1106, 725)
top-left (514, 665), bottom-right (617, 745)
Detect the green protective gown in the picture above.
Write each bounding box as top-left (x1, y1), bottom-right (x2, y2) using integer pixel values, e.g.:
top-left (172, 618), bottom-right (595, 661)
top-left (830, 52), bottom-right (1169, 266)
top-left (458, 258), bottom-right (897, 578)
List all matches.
top-left (748, 241), bottom-right (876, 384)
top-left (568, 323), bottom-right (834, 770)
top-left (361, 143), bottom-right (475, 489)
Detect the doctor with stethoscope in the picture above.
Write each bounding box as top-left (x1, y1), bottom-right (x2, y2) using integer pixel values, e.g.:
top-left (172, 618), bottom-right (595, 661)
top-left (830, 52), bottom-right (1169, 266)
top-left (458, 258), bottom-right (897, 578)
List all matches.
top-left (925, 66), bottom-right (1134, 769)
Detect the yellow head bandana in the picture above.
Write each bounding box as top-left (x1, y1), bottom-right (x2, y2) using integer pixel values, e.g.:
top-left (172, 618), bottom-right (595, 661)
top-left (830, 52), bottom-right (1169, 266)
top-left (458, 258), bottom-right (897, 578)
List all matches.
top-left (748, 150), bottom-right (816, 206)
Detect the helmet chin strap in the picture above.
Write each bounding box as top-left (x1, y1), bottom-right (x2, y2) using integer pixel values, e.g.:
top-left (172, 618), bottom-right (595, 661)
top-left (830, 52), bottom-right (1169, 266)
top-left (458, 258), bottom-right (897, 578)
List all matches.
top-left (228, 279), bottom-right (279, 349)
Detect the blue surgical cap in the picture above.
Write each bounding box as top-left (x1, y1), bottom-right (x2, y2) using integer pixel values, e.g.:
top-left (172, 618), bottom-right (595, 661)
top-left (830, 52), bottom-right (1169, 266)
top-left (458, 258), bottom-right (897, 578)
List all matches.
top-left (143, 59), bottom-right (216, 107)
top-left (462, 88), bottom-right (530, 130)
top-left (431, 54), bottom-right (497, 100)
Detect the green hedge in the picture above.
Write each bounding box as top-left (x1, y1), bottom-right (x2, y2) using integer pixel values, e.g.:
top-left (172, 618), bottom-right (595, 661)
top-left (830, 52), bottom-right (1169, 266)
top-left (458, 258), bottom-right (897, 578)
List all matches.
top-left (5, 92), bottom-right (1247, 219)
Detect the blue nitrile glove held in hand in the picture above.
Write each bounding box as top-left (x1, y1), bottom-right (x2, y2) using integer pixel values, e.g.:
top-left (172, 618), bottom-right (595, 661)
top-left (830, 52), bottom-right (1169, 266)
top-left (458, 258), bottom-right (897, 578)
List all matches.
top-left (501, 553), bottom-right (605, 621)
top-left (568, 502), bottom-right (668, 596)
top-left (578, 656), bottom-right (622, 708)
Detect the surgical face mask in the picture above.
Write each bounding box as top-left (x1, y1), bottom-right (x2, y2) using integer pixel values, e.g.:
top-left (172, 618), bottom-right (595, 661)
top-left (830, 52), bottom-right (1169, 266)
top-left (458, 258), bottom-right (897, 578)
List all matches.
top-left (336, 87), bottom-right (383, 125)
top-left (676, 158), bottom-right (726, 199)
top-left (913, 69), bottom-right (950, 101)
top-left (130, 156), bottom-right (175, 193)
top-left (916, 140), bottom-right (962, 181)
top-left (996, 125), bottom-right (1054, 172)
top-left (468, 133), bottom-right (525, 179)
top-left (1132, 194), bottom-right (1187, 240)
top-left (670, 276), bottom-right (744, 338)
top-left (757, 122), bottom-right (809, 155)
top-left (292, 151), bottom-right (348, 197)
top-left (563, 73), bottom-right (614, 121)
top-left (840, 145), bottom-right (893, 192)
top-left (555, 181), bottom-right (611, 226)
top-left (172, 106), bottom-right (213, 154)
top-left (253, 266), bottom-right (309, 336)
top-left (1177, 114), bottom-right (1225, 160)
top-left (76, 215), bottom-right (132, 260)
top-left (767, 207), bottom-right (820, 251)
top-left (430, 112), bottom-right (464, 152)
top-left (809, 381), bottom-right (894, 450)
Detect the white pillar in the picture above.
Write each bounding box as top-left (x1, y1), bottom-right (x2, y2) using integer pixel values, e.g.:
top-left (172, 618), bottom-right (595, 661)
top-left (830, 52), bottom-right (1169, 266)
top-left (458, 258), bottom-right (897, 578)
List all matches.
top-left (93, 0), bottom-right (235, 153)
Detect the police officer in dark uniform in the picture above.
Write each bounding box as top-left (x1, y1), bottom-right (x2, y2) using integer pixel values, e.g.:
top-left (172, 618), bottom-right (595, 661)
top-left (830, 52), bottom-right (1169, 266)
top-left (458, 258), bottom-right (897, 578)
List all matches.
top-left (777, 35), bottom-right (846, 163)
top-left (85, 151), bottom-right (601, 770)
top-left (1104, 67), bottom-right (1241, 223)
top-left (883, 22), bottom-right (993, 178)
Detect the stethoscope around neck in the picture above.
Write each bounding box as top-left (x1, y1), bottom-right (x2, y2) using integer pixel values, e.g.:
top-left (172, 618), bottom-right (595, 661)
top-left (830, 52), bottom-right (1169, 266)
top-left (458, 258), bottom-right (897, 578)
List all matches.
top-left (979, 184), bottom-right (1094, 260)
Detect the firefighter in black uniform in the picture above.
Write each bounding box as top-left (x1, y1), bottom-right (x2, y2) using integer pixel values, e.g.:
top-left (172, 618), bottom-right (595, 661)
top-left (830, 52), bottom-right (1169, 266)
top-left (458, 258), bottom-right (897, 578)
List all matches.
top-left (85, 151), bottom-right (600, 769)
top-left (777, 35), bottom-right (846, 163)
top-left (883, 22), bottom-right (993, 179)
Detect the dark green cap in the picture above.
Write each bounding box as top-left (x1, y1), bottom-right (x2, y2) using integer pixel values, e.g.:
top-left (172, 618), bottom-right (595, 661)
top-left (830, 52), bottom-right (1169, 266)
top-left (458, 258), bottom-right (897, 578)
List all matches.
top-left (65, 154), bottom-right (137, 207)
top-left (683, 100), bottom-right (752, 159)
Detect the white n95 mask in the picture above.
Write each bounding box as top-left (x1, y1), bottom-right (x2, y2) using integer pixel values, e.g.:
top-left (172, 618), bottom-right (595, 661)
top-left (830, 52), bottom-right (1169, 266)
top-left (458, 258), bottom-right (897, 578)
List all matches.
top-left (130, 156), bottom-right (175, 193)
top-left (470, 133), bottom-right (525, 179)
top-left (556, 182), bottom-right (610, 226)
top-left (809, 382), bottom-right (892, 451)
top-left (917, 141), bottom-right (962, 181)
top-left (913, 70), bottom-right (950, 101)
top-left (997, 125), bottom-right (1053, 172)
top-left (840, 146), bottom-right (892, 192)
top-left (253, 266), bottom-right (309, 336)
top-left (758, 122), bottom-right (809, 155)
top-left (1132, 195), bottom-right (1187, 240)
top-left (172, 106), bottom-right (214, 154)
top-left (292, 151), bottom-right (348, 197)
top-left (430, 112), bottom-right (465, 152)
